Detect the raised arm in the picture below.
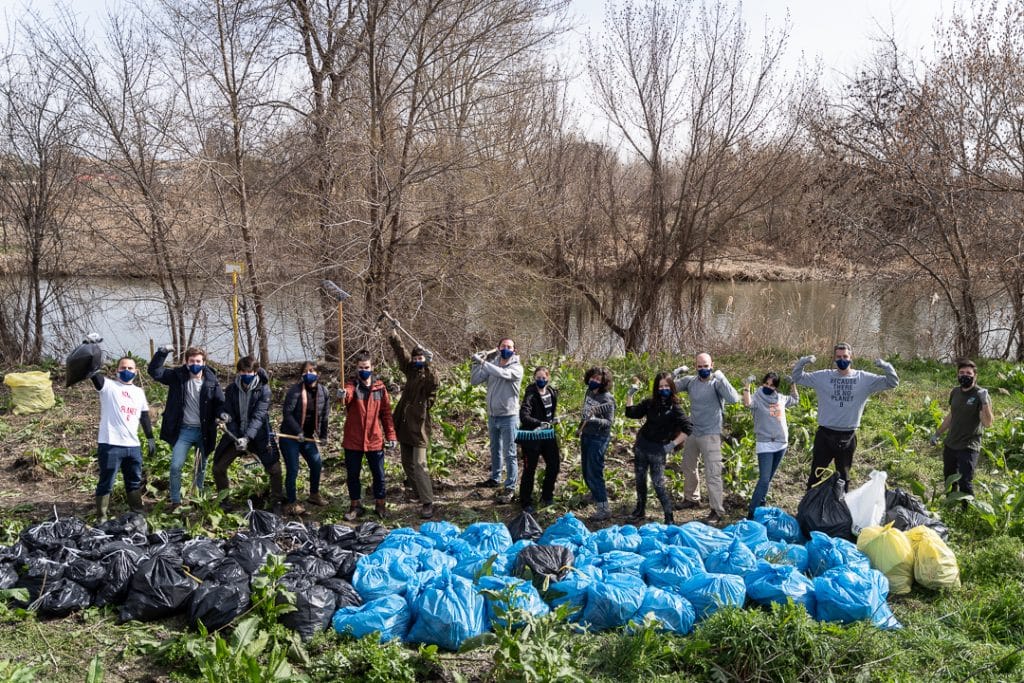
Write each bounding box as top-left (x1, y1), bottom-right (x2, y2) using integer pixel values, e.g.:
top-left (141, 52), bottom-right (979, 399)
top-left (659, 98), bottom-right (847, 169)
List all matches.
top-left (714, 371), bottom-right (741, 405)
top-left (388, 332), bottom-right (411, 371)
top-left (791, 355), bottom-right (816, 386)
top-left (148, 347), bottom-right (175, 385)
top-left (869, 359), bottom-right (900, 393)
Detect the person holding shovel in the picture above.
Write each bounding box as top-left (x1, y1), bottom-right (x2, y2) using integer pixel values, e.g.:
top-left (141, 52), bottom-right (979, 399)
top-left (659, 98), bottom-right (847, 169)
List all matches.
top-left (388, 324), bottom-right (439, 519)
top-left (340, 351), bottom-right (398, 521)
top-left (211, 355), bottom-right (283, 512)
top-left (471, 338), bottom-right (524, 502)
top-left (148, 344), bottom-right (224, 508)
top-left (279, 360), bottom-right (330, 515)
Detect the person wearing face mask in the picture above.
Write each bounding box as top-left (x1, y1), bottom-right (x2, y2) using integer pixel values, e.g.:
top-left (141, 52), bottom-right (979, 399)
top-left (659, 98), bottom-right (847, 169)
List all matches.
top-left (388, 330), bottom-right (438, 519)
top-left (673, 353), bottom-right (740, 525)
top-left (470, 338), bottom-right (524, 501)
top-left (89, 345), bottom-right (155, 523)
top-left (280, 360), bottom-right (331, 515)
top-left (212, 356), bottom-right (282, 511)
top-left (742, 372), bottom-right (799, 518)
top-left (792, 342), bottom-right (899, 491)
top-left (624, 373), bottom-right (692, 524)
top-left (517, 366), bottom-right (561, 512)
top-left (580, 366), bottom-right (616, 521)
top-left (148, 344), bottom-right (224, 508)
top-left (340, 351), bottom-right (398, 521)
top-left (930, 359), bottom-right (993, 507)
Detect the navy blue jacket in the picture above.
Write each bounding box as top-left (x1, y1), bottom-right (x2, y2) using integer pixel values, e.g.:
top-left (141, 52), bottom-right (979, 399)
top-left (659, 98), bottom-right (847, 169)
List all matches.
top-left (148, 348), bottom-right (224, 453)
top-left (221, 368), bottom-right (272, 448)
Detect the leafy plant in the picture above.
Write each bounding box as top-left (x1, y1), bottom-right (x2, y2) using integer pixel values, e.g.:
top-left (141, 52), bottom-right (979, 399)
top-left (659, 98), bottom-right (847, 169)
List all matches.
top-left (0, 659), bottom-right (39, 683)
top-left (186, 618), bottom-right (306, 682)
top-left (306, 635), bottom-right (440, 683)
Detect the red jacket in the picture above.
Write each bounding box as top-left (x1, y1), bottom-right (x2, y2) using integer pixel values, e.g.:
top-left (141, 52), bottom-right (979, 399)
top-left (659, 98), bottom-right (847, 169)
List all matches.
top-left (342, 377), bottom-right (397, 451)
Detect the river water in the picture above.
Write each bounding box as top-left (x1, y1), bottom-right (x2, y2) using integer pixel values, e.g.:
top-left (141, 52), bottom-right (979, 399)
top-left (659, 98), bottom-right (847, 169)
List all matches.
top-left (38, 278), bottom-right (1014, 363)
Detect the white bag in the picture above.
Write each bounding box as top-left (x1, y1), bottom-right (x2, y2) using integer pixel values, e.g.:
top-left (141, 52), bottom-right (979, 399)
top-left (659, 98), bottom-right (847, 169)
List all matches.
top-left (845, 470), bottom-right (888, 535)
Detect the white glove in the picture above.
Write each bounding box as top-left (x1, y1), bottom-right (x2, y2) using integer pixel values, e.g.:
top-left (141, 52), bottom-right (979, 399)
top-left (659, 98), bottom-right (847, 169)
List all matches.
top-left (874, 358), bottom-right (888, 368)
top-left (627, 385), bottom-right (640, 397)
top-left (336, 387), bottom-right (346, 400)
top-left (83, 333), bottom-right (103, 344)
top-left (672, 365), bottom-right (689, 377)
top-left (235, 437), bottom-right (248, 451)
top-left (745, 375), bottom-right (757, 385)
top-left (219, 413), bottom-right (231, 423)
top-left (472, 352), bottom-right (485, 363)
top-left (423, 349), bottom-right (434, 363)
top-left (929, 432), bottom-right (941, 446)
top-left (798, 355), bottom-right (816, 365)
top-left (159, 344), bottom-right (175, 354)
top-left (385, 440), bottom-right (397, 450)
top-left (539, 422), bottom-right (551, 429)
top-left (977, 388), bottom-right (990, 403)
top-left (551, 416), bottom-right (562, 425)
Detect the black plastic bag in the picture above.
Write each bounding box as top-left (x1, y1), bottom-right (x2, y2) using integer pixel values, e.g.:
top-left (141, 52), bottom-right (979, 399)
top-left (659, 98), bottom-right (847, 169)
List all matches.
top-left (278, 574), bottom-right (335, 641)
top-left (119, 555), bottom-right (198, 622)
top-left (0, 542), bottom-right (28, 563)
top-left (77, 528), bottom-right (114, 557)
top-left (316, 546), bottom-right (359, 581)
top-left (275, 521), bottom-right (314, 549)
top-left (513, 545), bottom-right (574, 587)
top-left (195, 557), bottom-right (249, 585)
top-left (182, 539), bottom-right (226, 572)
top-left (188, 580), bottom-right (251, 632)
top-left (285, 553), bottom-right (337, 582)
top-left (65, 557), bottom-right (107, 592)
top-left (884, 505), bottom-right (950, 541)
top-left (33, 579), bottom-right (92, 617)
top-left (797, 474), bottom-right (855, 541)
top-left (0, 562), bottom-right (18, 589)
top-left (16, 556), bottom-right (65, 600)
top-left (148, 542), bottom-right (184, 562)
top-left (506, 511), bottom-right (544, 542)
top-left (885, 488), bottom-right (929, 516)
top-left (318, 577), bottom-right (362, 610)
top-left (148, 529), bottom-right (189, 546)
top-left (352, 522), bottom-right (388, 554)
top-left (21, 518), bottom-right (84, 553)
top-left (95, 548), bottom-right (144, 607)
top-left (66, 341), bottom-right (103, 387)
top-left (247, 507), bottom-right (283, 537)
top-left (318, 524), bottom-right (357, 548)
top-left (225, 534), bottom-right (281, 575)
top-left (100, 513), bottom-right (148, 539)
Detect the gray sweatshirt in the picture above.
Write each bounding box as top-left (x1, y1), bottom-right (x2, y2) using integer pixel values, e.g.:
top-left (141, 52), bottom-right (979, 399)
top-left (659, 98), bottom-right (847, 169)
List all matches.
top-left (792, 358), bottom-right (899, 430)
top-left (674, 371), bottom-right (741, 437)
top-left (749, 390), bottom-right (798, 444)
top-left (470, 355), bottom-right (524, 417)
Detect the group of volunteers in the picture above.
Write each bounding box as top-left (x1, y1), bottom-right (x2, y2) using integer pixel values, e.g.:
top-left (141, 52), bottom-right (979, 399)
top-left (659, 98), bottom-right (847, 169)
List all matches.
top-left (88, 330), bottom-right (994, 528)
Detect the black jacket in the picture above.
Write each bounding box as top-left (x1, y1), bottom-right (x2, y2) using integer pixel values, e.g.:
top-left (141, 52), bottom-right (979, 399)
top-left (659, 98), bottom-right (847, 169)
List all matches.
top-left (148, 348), bottom-right (224, 453)
top-left (625, 398), bottom-right (692, 445)
top-left (222, 369), bottom-right (272, 447)
top-left (519, 383), bottom-right (559, 429)
top-left (280, 381), bottom-right (329, 440)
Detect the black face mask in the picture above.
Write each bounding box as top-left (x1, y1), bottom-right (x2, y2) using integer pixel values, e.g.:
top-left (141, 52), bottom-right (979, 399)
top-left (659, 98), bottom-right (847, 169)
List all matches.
top-left (958, 375), bottom-right (975, 389)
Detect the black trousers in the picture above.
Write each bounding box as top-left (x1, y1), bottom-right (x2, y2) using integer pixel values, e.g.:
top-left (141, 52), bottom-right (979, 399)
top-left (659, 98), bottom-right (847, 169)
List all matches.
top-left (943, 446), bottom-right (979, 497)
top-left (807, 426), bottom-right (857, 491)
top-left (519, 439), bottom-right (560, 506)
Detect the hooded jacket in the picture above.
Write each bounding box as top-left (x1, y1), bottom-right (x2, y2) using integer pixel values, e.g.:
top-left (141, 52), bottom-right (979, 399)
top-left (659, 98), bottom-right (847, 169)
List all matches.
top-left (280, 381), bottom-right (330, 441)
top-left (148, 348), bottom-right (224, 453)
top-left (222, 368), bottom-right (272, 447)
top-left (342, 375), bottom-right (398, 452)
top-left (470, 353), bottom-right (523, 417)
top-left (389, 333), bottom-right (438, 447)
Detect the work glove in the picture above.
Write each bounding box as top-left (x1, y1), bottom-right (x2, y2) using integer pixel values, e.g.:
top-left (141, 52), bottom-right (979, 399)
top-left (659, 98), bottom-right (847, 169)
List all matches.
top-left (539, 422), bottom-right (551, 430)
top-left (874, 358), bottom-right (889, 369)
top-left (662, 442), bottom-right (676, 455)
top-left (83, 333), bottom-right (103, 344)
top-left (672, 365), bottom-right (689, 377)
top-left (235, 437), bottom-right (248, 451)
top-left (296, 435), bottom-right (305, 443)
top-left (472, 352), bottom-right (485, 363)
top-left (159, 344), bottom-right (174, 354)
top-left (147, 438), bottom-right (156, 458)
top-left (977, 388), bottom-right (990, 404)
top-left (551, 416), bottom-right (562, 425)
top-left (423, 349), bottom-right (434, 363)
top-left (745, 375), bottom-right (757, 385)
top-left (385, 440), bottom-right (397, 450)
top-left (797, 355), bottom-right (816, 365)
top-left (336, 387), bottom-right (346, 400)
top-left (929, 432), bottom-right (941, 447)
top-left (219, 413), bottom-right (231, 423)
top-left (627, 385), bottom-right (640, 397)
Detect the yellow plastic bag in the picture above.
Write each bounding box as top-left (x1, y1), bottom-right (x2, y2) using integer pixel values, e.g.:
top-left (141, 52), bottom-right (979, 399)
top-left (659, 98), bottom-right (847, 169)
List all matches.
top-left (857, 522), bottom-right (915, 595)
top-left (906, 526), bottom-right (960, 590)
top-left (3, 371), bottom-right (56, 415)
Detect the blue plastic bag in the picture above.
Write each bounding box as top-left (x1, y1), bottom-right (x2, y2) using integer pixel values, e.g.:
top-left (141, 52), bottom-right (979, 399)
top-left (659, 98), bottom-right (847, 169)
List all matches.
top-left (722, 519), bottom-right (769, 550)
top-left (332, 594), bottom-right (411, 643)
top-left (679, 572), bottom-right (746, 620)
top-left (538, 513), bottom-right (591, 548)
top-left (545, 565), bottom-right (602, 619)
top-left (477, 574), bottom-right (550, 627)
top-left (670, 522), bottom-right (731, 560)
top-left (753, 506), bottom-right (804, 544)
top-left (582, 572), bottom-right (647, 630)
top-left (453, 551), bottom-right (509, 581)
top-left (580, 550), bottom-right (643, 577)
top-left (744, 560), bottom-right (816, 614)
top-left (704, 536), bottom-right (758, 576)
top-left (813, 567), bottom-right (901, 630)
top-left (352, 549), bottom-right (420, 602)
top-left (806, 532), bottom-right (871, 577)
top-left (593, 525), bottom-right (642, 553)
top-left (415, 549), bottom-right (458, 574)
top-left (631, 586), bottom-right (696, 635)
top-left (641, 546), bottom-right (705, 589)
top-left (407, 570), bottom-right (487, 650)
top-left (420, 521), bottom-right (461, 550)
top-left (637, 522), bottom-right (669, 540)
top-left (638, 536), bottom-right (668, 555)
top-left (460, 522), bottom-right (513, 555)
top-left (376, 530), bottom-right (435, 555)
top-left (753, 541), bottom-right (809, 573)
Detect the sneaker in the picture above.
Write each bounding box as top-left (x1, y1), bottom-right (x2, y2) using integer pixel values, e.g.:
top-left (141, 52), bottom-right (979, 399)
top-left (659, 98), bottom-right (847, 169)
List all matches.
top-left (704, 510), bottom-right (723, 526)
top-left (476, 478), bottom-right (501, 489)
top-left (420, 503), bottom-right (434, 519)
top-left (495, 489), bottom-right (514, 504)
top-left (592, 503), bottom-right (611, 521)
top-left (676, 499), bottom-right (701, 510)
top-left (307, 493), bottom-right (329, 507)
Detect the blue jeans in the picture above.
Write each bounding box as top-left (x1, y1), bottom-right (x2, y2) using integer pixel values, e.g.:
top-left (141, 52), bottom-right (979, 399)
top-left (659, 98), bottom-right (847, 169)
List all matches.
top-left (281, 439), bottom-right (322, 503)
top-left (96, 443), bottom-right (143, 496)
top-left (749, 448), bottom-right (787, 515)
top-left (170, 425), bottom-right (207, 503)
top-left (580, 434), bottom-right (610, 504)
top-left (488, 414), bottom-right (519, 491)
top-left (345, 449), bottom-right (385, 501)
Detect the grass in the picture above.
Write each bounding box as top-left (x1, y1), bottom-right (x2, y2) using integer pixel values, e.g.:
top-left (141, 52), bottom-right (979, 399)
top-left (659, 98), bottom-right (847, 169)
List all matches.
top-left (1, 352), bottom-right (1024, 681)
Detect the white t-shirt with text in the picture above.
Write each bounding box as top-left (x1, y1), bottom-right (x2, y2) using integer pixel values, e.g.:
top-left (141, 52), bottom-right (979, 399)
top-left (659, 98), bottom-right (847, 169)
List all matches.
top-left (98, 380), bottom-right (149, 447)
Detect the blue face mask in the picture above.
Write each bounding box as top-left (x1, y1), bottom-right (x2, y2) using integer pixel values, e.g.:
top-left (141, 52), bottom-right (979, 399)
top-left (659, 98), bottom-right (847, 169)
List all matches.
top-left (835, 359), bottom-right (851, 370)
top-left (658, 388), bottom-right (672, 398)
top-left (761, 386), bottom-right (775, 396)
top-left (239, 374), bottom-right (255, 388)
top-left (535, 378), bottom-right (548, 388)
top-left (188, 364), bottom-right (204, 375)
top-left (588, 380), bottom-right (601, 391)
top-left (118, 369), bottom-right (136, 383)
top-left (358, 369), bottom-right (372, 381)
top-left (500, 348), bottom-right (514, 360)
top-left (412, 360), bottom-right (425, 369)
top-left (697, 368), bottom-right (712, 379)
top-left (303, 372), bottom-right (318, 384)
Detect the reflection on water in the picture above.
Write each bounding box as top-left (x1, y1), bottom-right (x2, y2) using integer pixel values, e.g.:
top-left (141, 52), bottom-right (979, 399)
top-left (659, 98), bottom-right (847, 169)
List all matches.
top-left (40, 278), bottom-right (1013, 362)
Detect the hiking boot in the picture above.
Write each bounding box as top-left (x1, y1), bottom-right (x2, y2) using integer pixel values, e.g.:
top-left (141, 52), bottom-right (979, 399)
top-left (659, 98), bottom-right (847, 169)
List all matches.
top-left (676, 499), bottom-right (701, 510)
top-left (592, 502), bottom-right (611, 522)
top-left (126, 489), bottom-right (145, 513)
top-left (495, 489), bottom-right (514, 504)
top-left (344, 501), bottom-right (364, 522)
top-left (284, 502), bottom-right (306, 516)
top-left (95, 495), bottom-right (110, 525)
top-left (704, 510), bottom-right (723, 526)
top-left (476, 478), bottom-right (501, 488)
top-left (374, 499), bottom-right (387, 519)
top-left (420, 503), bottom-right (434, 520)
top-left (628, 506), bottom-right (646, 521)
top-left (664, 511), bottom-right (675, 525)
top-left (307, 493), bottom-right (329, 507)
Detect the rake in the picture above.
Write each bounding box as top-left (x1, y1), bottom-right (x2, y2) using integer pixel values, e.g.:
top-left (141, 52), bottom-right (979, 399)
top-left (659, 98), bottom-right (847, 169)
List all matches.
top-left (515, 428), bottom-right (556, 442)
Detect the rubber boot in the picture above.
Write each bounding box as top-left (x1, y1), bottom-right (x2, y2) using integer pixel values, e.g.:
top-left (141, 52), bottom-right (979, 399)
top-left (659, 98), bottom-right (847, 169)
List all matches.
top-left (126, 489), bottom-right (145, 513)
top-left (95, 495), bottom-right (110, 524)
top-left (344, 500), bottom-right (363, 522)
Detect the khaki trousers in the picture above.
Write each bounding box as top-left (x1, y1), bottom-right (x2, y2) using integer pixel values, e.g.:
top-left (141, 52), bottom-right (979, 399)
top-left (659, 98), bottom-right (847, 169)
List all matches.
top-left (400, 443), bottom-right (434, 505)
top-left (681, 434), bottom-right (725, 514)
